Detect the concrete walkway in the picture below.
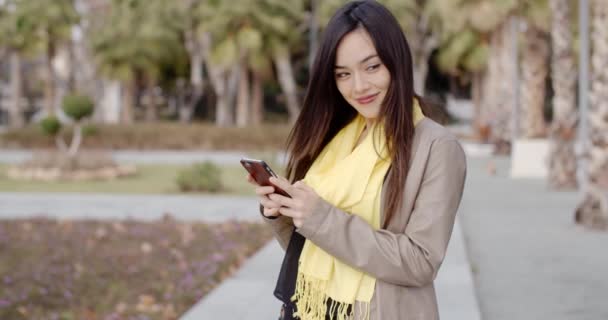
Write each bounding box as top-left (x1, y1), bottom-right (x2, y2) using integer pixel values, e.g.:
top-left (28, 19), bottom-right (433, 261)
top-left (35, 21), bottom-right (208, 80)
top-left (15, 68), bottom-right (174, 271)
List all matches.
top-left (0, 149), bottom-right (286, 165)
top-left (0, 193), bottom-right (260, 222)
top-left (459, 157), bottom-right (608, 320)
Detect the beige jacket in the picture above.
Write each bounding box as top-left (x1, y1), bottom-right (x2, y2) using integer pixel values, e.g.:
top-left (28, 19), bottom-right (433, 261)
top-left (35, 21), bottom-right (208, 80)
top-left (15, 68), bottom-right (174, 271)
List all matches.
top-left (263, 118), bottom-right (467, 320)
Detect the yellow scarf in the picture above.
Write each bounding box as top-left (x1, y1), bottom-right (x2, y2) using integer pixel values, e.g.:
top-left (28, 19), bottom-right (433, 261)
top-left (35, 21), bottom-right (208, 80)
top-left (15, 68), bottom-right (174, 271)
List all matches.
top-left (294, 101), bottom-right (425, 320)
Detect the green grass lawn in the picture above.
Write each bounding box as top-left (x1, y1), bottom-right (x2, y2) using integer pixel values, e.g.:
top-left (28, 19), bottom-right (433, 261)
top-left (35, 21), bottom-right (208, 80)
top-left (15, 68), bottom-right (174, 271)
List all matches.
top-left (0, 163), bottom-right (283, 196)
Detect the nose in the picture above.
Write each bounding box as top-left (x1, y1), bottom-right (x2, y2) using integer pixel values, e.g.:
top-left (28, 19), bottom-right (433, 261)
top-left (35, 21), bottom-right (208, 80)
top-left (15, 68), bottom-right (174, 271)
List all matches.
top-left (353, 72), bottom-right (370, 94)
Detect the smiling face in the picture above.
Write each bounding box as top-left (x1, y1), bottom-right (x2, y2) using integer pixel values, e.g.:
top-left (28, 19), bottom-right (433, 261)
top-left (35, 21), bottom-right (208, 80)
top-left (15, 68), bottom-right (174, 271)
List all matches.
top-left (334, 28), bottom-right (391, 124)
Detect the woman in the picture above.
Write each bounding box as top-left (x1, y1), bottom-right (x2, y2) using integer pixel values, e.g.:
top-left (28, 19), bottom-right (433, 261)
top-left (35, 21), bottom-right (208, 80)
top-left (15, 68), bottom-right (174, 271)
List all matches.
top-left (248, 1), bottom-right (466, 319)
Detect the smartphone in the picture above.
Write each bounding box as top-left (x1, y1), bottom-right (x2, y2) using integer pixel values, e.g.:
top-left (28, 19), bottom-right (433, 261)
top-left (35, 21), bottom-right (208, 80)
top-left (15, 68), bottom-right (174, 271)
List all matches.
top-left (240, 158), bottom-right (290, 197)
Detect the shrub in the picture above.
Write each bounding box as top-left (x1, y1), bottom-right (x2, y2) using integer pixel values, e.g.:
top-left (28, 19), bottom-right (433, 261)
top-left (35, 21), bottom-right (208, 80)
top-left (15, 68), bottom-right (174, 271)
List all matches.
top-left (176, 162), bottom-right (223, 192)
top-left (40, 116), bottom-right (62, 136)
top-left (82, 124), bottom-right (98, 137)
top-left (62, 94), bottom-right (94, 121)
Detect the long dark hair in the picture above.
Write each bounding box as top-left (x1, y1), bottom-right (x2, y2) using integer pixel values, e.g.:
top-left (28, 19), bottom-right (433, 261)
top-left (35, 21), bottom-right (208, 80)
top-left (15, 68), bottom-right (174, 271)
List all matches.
top-left (286, 0), bottom-right (422, 228)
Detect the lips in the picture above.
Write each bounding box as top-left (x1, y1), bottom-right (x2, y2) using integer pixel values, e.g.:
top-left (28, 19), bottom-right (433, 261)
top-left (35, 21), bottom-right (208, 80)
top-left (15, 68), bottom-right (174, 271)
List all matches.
top-left (355, 93), bottom-right (379, 105)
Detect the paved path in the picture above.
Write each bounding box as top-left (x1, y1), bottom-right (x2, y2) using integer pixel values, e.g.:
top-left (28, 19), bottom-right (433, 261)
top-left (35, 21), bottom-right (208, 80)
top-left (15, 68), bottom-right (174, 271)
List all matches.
top-left (460, 157), bottom-right (608, 320)
top-left (0, 149), bottom-right (288, 165)
top-left (0, 193), bottom-right (260, 222)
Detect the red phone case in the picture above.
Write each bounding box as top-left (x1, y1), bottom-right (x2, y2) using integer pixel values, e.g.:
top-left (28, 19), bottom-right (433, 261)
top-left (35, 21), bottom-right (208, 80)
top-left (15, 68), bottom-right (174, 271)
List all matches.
top-left (240, 158), bottom-right (290, 197)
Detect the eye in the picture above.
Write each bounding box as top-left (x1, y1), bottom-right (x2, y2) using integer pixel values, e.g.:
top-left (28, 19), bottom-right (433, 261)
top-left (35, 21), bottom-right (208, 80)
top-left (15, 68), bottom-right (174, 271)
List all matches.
top-left (366, 64), bottom-right (381, 72)
top-left (335, 72), bottom-right (350, 79)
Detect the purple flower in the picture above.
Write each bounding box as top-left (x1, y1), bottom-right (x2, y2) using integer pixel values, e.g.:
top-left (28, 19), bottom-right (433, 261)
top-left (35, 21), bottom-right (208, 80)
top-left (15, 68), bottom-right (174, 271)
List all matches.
top-left (63, 289), bottom-right (73, 300)
top-left (0, 299), bottom-right (11, 308)
top-left (3, 276), bottom-right (12, 285)
top-left (210, 253), bottom-right (225, 262)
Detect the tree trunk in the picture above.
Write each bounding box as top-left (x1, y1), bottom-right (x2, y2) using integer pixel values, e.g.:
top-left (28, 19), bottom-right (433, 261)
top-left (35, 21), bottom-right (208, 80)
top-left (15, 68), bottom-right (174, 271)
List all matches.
top-left (8, 51), bottom-right (25, 128)
top-left (486, 22), bottom-right (514, 154)
top-left (68, 122), bottom-right (82, 158)
top-left (251, 71), bottom-right (264, 126)
top-left (274, 49), bottom-right (299, 124)
top-left (471, 71), bottom-right (488, 141)
top-left (521, 26), bottom-right (549, 138)
top-left (182, 30), bottom-right (205, 123)
top-left (44, 40), bottom-right (58, 116)
top-left (235, 60), bottom-right (250, 127)
top-left (144, 81), bottom-right (158, 122)
top-left (575, 0), bottom-right (608, 230)
top-left (413, 63), bottom-right (429, 96)
top-left (120, 81), bottom-right (135, 124)
top-left (54, 45), bottom-right (72, 118)
top-left (548, 0), bottom-right (578, 190)
top-left (201, 32), bottom-right (233, 127)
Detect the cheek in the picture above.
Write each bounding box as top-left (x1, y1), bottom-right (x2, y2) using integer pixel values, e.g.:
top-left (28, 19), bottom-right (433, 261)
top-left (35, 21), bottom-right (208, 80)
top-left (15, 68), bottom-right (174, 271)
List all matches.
top-left (335, 80), bottom-right (352, 99)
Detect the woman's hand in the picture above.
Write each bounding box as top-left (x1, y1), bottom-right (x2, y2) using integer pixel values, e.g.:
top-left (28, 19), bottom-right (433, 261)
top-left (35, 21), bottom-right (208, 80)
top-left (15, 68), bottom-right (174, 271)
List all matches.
top-left (267, 176), bottom-right (322, 228)
top-left (246, 174), bottom-right (281, 218)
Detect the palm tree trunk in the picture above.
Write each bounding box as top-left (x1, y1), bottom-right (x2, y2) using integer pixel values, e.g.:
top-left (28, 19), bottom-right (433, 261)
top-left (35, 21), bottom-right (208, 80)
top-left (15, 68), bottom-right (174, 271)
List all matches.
top-left (235, 59), bottom-right (250, 127)
top-left (471, 71), bottom-right (487, 141)
top-left (273, 48), bottom-right (299, 124)
top-left (411, 12), bottom-right (438, 95)
top-left (521, 26), bottom-right (549, 138)
top-left (251, 71), bottom-right (264, 126)
top-left (485, 22), bottom-right (513, 153)
top-left (120, 80), bottom-right (135, 124)
top-left (144, 81), bottom-right (158, 122)
top-left (575, 0), bottom-right (608, 230)
top-left (44, 41), bottom-right (57, 116)
top-left (8, 51), bottom-right (25, 129)
top-left (201, 32), bottom-right (233, 127)
top-left (548, 0), bottom-right (578, 189)
top-left (182, 29), bottom-right (205, 123)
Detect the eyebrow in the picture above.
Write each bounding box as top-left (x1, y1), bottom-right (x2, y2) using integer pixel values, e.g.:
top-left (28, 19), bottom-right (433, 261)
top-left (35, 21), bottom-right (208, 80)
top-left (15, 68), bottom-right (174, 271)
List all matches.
top-left (334, 54), bottom-right (379, 69)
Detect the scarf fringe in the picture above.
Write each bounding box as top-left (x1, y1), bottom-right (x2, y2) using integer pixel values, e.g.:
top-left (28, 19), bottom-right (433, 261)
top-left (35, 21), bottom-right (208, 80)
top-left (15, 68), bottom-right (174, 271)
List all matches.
top-left (292, 272), bottom-right (370, 320)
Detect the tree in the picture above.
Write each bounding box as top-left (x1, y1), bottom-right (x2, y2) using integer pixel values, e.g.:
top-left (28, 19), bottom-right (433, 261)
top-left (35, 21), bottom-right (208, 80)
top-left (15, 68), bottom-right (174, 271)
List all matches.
top-left (40, 93), bottom-right (94, 158)
top-left (0, 0), bottom-right (36, 128)
top-left (519, 0), bottom-right (551, 139)
top-left (547, 0), bottom-right (578, 189)
top-left (91, 0), bottom-right (183, 123)
top-left (13, 0), bottom-right (79, 116)
top-left (431, 0), bottom-right (517, 148)
top-left (575, 0), bottom-right (608, 230)
top-left (198, 0), bottom-right (305, 127)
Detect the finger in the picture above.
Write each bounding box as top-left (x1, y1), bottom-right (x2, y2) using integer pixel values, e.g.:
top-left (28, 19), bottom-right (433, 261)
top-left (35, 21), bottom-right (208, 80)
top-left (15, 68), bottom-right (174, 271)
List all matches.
top-left (260, 197), bottom-right (281, 209)
top-left (278, 207), bottom-right (299, 218)
top-left (268, 193), bottom-right (296, 208)
top-left (293, 180), bottom-right (312, 190)
top-left (246, 174), bottom-right (257, 185)
top-left (269, 176), bottom-right (299, 197)
top-left (264, 207), bottom-right (280, 217)
top-left (255, 186), bottom-right (275, 196)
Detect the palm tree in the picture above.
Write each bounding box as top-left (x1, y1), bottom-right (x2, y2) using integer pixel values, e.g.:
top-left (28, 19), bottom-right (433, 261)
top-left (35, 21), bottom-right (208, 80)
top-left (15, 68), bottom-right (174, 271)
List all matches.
top-left (547, 0), bottom-right (578, 189)
top-left (575, 0), bottom-right (608, 230)
top-left (199, 0), bottom-right (305, 127)
top-left (519, 0), bottom-right (551, 139)
top-left (431, 0), bottom-right (517, 148)
top-left (13, 0), bottom-right (79, 116)
top-left (0, 0), bottom-right (40, 128)
top-left (90, 0), bottom-right (182, 123)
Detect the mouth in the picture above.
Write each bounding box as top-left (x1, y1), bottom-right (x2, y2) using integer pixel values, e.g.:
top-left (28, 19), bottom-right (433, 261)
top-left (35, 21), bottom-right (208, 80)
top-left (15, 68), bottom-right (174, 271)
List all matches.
top-left (355, 93), bottom-right (379, 105)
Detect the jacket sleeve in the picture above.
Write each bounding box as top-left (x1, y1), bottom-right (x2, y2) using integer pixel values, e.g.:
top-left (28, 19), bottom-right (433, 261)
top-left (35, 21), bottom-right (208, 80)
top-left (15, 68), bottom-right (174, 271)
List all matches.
top-left (295, 138), bottom-right (467, 287)
top-left (260, 204), bottom-right (295, 251)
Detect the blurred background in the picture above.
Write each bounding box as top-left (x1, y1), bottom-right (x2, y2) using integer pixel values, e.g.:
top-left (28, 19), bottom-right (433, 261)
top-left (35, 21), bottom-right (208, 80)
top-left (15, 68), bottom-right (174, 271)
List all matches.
top-left (0, 0), bottom-right (607, 319)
